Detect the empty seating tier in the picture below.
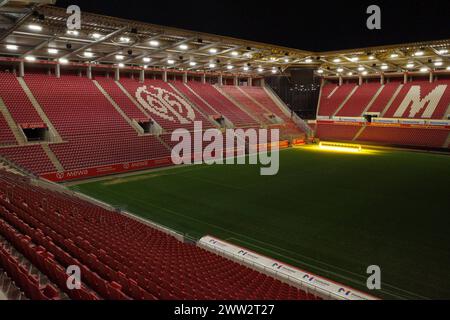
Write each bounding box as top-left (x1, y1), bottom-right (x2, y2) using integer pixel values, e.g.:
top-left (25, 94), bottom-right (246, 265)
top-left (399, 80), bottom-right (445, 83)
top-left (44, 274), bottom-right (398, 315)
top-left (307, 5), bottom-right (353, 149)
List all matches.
top-left (0, 114), bottom-right (16, 145)
top-left (24, 74), bottom-right (134, 138)
top-left (0, 145), bottom-right (56, 174)
top-left (120, 79), bottom-right (214, 132)
top-left (0, 170), bottom-right (319, 300)
top-left (220, 86), bottom-right (272, 124)
top-left (187, 82), bottom-right (259, 127)
top-left (0, 72), bottom-right (44, 127)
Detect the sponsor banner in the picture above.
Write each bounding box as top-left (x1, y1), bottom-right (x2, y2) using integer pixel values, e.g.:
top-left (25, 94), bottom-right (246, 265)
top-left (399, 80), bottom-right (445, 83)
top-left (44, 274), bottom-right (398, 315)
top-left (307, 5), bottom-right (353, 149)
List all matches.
top-left (40, 156), bottom-right (173, 182)
top-left (199, 235), bottom-right (378, 301)
top-left (332, 117), bottom-right (366, 123)
top-left (398, 119), bottom-right (426, 125)
top-left (372, 118), bottom-right (399, 124)
top-left (20, 122), bottom-right (47, 129)
top-left (316, 115), bottom-right (331, 120)
top-left (428, 120), bottom-right (450, 127)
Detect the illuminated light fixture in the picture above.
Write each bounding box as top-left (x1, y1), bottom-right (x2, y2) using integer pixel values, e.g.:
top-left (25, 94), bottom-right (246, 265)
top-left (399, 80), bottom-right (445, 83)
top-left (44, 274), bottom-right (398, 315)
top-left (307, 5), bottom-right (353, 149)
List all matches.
top-left (25, 55), bottom-right (36, 62)
top-left (149, 40), bottom-right (160, 47)
top-left (284, 58), bottom-right (290, 63)
top-left (244, 52), bottom-right (252, 58)
top-left (380, 64), bottom-right (389, 70)
top-left (305, 58), bottom-right (313, 63)
top-left (347, 72), bottom-right (353, 76)
top-left (406, 63), bottom-right (414, 69)
top-left (167, 59), bottom-right (175, 65)
top-left (362, 71), bottom-right (368, 76)
top-left (189, 61), bottom-right (197, 66)
top-left (66, 30), bottom-right (79, 36)
top-left (447, 66), bottom-right (450, 71)
top-left (209, 63), bottom-right (216, 68)
top-left (368, 55), bottom-right (375, 60)
top-left (390, 53), bottom-right (399, 58)
top-left (58, 58), bottom-right (69, 64)
top-left (227, 65), bottom-right (234, 70)
top-left (317, 69), bottom-right (324, 74)
top-left (143, 57), bottom-right (151, 63)
top-left (350, 57), bottom-right (359, 62)
top-left (319, 141), bottom-right (362, 153)
top-left (231, 51), bottom-right (239, 57)
top-left (336, 68), bottom-right (344, 73)
top-left (115, 55), bottom-right (125, 60)
top-left (333, 58), bottom-right (341, 63)
top-left (243, 66), bottom-right (249, 71)
top-left (92, 33), bottom-right (103, 39)
top-left (438, 49), bottom-right (448, 54)
top-left (118, 63), bottom-right (125, 68)
top-left (48, 48), bottom-right (58, 54)
top-left (119, 37), bottom-right (130, 43)
top-left (28, 24), bottom-right (42, 32)
top-left (357, 66), bottom-right (365, 71)
top-left (257, 68), bottom-right (264, 72)
top-left (434, 61), bottom-right (443, 67)
top-left (84, 52), bottom-right (94, 58)
top-left (414, 51), bottom-right (424, 56)
top-left (209, 48), bottom-right (218, 54)
top-left (271, 69), bottom-right (277, 74)
top-left (6, 44), bottom-right (18, 51)
top-left (179, 44), bottom-right (188, 50)
top-left (420, 67), bottom-right (429, 73)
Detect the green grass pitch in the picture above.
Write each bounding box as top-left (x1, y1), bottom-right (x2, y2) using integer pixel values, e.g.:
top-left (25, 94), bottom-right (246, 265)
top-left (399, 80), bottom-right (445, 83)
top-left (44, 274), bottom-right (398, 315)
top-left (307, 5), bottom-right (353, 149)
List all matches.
top-left (70, 147), bottom-right (450, 300)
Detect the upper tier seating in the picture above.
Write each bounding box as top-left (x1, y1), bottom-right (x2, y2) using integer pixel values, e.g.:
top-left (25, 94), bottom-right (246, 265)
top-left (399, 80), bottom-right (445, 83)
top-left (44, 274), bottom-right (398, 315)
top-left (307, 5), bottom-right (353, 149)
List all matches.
top-left (220, 86), bottom-right (272, 124)
top-left (170, 81), bottom-right (219, 117)
top-left (0, 170), bottom-right (319, 300)
top-left (318, 84), bottom-right (356, 117)
top-left (336, 83), bottom-right (382, 117)
top-left (0, 72), bottom-right (44, 127)
top-left (187, 82), bottom-right (259, 127)
top-left (239, 86), bottom-right (290, 120)
top-left (94, 77), bottom-right (149, 121)
top-left (24, 74), bottom-right (134, 138)
top-left (324, 80), bottom-right (450, 120)
top-left (365, 82), bottom-right (402, 114)
top-left (120, 79), bottom-right (214, 132)
top-left (383, 81), bottom-right (450, 119)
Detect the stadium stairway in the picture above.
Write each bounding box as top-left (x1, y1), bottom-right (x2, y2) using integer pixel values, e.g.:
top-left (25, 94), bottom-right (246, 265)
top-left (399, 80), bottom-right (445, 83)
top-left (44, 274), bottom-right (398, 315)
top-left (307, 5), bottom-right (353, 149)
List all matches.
top-left (168, 82), bottom-right (220, 129)
top-left (214, 85), bottom-right (263, 126)
top-left (0, 96), bottom-right (26, 145)
top-left (92, 80), bottom-right (146, 135)
top-left (16, 77), bottom-right (63, 143)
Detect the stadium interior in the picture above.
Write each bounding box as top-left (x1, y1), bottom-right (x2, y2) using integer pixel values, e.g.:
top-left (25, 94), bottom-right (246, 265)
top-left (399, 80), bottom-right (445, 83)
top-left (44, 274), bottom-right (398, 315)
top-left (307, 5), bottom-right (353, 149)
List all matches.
top-left (0, 0), bottom-right (449, 301)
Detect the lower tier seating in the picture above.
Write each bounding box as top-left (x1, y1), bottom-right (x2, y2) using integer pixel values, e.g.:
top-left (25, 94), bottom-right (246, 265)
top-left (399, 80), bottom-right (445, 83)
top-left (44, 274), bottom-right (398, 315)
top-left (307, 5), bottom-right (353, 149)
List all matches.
top-left (357, 126), bottom-right (449, 148)
top-left (0, 145), bottom-right (56, 174)
top-left (315, 123), bottom-right (449, 149)
top-left (316, 124), bottom-right (362, 141)
top-left (50, 133), bottom-right (170, 170)
top-left (0, 170), bottom-right (319, 300)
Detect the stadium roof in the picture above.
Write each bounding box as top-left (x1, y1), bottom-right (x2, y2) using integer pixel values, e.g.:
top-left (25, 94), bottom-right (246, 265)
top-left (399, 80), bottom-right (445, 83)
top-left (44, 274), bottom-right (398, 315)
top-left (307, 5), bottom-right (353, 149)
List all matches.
top-left (0, 2), bottom-right (449, 78)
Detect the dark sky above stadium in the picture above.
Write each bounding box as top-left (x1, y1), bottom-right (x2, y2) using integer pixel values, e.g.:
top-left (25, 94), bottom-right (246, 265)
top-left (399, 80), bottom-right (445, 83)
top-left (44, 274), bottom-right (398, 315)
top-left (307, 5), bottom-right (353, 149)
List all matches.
top-left (55, 0), bottom-right (450, 52)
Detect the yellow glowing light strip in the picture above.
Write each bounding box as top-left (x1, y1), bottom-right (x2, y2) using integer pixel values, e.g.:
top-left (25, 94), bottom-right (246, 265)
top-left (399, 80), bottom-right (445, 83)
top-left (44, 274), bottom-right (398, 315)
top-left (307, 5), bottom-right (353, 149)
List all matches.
top-left (319, 142), bottom-right (362, 153)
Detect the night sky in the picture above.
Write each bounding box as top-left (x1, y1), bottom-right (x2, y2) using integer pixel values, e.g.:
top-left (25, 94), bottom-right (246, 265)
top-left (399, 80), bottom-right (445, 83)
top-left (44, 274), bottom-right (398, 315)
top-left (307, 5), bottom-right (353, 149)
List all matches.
top-left (55, 0), bottom-right (450, 52)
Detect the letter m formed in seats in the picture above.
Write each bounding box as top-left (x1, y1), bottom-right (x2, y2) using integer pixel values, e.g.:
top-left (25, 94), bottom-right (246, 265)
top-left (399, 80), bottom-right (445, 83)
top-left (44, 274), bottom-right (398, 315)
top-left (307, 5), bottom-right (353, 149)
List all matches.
top-left (394, 85), bottom-right (447, 118)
